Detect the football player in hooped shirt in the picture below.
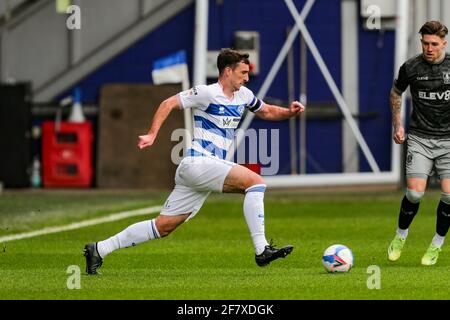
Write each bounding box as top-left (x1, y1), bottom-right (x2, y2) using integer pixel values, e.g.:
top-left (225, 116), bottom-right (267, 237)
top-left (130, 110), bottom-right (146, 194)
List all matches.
top-left (84, 48), bottom-right (305, 274)
top-left (388, 21), bottom-right (450, 266)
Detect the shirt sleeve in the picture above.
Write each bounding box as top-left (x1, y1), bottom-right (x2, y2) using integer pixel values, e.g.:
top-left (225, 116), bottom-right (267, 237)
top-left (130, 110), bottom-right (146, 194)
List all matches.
top-left (178, 85), bottom-right (210, 109)
top-left (242, 86), bottom-right (264, 113)
top-left (393, 63), bottom-right (409, 94)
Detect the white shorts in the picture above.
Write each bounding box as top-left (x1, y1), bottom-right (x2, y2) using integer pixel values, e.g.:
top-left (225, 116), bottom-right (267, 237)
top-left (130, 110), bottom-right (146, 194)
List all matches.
top-left (160, 156), bottom-right (236, 220)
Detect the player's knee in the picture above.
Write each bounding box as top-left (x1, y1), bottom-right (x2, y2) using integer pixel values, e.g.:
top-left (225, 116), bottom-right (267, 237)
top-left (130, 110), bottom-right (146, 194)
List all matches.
top-left (406, 188), bottom-right (425, 203)
top-left (440, 192), bottom-right (450, 205)
top-left (247, 174), bottom-right (265, 188)
top-left (155, 218), bottom-right (178, 237)
top-left (245, 183), bottom-right (267, 194)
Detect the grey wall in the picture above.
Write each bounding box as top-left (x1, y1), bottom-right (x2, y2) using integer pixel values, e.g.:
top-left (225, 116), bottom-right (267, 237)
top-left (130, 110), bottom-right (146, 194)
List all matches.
top-left (410, 0), bottom-right (450, 55)
top-left (0, 0), bottom-right (192, 101)
top-left (2, 3), bottom-right (68, 87)
top-left (0, 0), bottom-right (28, 19)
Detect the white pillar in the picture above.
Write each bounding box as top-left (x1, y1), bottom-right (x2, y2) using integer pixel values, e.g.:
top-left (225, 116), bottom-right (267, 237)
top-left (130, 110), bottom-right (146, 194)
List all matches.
top-left (341, 0), bottom-right (359, 173)
top-left (391, 0), bottom-right (409, 183)
top-left (193, 0), bottom-right (208, 87)
top-left (187, 0), bottom-right (208, 139)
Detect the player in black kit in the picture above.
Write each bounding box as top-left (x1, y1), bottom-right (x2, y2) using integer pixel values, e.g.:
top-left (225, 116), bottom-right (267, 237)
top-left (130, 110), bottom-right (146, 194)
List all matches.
top-left (388, 21), bottom-right (450, 265)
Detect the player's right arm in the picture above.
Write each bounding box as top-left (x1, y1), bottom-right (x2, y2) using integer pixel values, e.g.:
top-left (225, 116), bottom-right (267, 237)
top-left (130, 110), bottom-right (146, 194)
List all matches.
top-left (137, 95), bottom-right (181, 149)
top-left (391, 63), bottom-right (409, 144)
top-left (390, 87), bottom-right (406, 144)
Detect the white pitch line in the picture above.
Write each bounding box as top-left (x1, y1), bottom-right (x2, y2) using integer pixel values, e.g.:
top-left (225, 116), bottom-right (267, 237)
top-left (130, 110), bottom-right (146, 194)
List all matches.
top-left (0, 205), bottom-right (162, 243)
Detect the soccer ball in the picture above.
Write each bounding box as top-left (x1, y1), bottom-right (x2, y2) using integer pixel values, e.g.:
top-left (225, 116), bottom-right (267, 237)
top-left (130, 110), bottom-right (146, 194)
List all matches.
top-left (322, 244), bottom-right (354, 273)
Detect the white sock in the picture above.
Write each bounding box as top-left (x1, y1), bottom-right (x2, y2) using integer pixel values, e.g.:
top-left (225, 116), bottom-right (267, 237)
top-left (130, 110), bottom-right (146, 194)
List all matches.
top-left (432, 233), bottom-right (445, 248)
top-left (97, 219), bottom-right (160, 258)
top-left (244, 184), bottom-right (269, 255)
top-left (396, 228), bottom-right (408, 239)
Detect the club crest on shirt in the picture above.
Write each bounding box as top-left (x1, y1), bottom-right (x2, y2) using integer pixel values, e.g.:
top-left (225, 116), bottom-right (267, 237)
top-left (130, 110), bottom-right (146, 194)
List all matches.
top-left (238, 105), bottom-right (245, 115)
top-left (443, 72), bottom-right (450, 84)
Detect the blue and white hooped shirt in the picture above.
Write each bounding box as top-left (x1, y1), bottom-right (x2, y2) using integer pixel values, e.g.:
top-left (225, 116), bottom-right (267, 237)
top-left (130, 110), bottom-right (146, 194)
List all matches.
top-left (178, 82), bottom-right (264, 160)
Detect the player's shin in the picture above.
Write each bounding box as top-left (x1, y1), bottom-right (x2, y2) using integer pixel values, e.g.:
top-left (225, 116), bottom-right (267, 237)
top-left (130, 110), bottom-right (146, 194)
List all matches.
top-left (397, 192), bottom-right (422, 236)
top-left (243, 184), bottom-right (269, 255)
top-left (97, 219), bottom-right (160, 258)
top-left (435, 197), bottom-right (450, 242)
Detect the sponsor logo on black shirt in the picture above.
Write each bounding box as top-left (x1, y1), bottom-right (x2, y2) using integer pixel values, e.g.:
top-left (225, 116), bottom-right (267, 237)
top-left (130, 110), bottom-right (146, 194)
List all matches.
top-left (418, 90), bottom-right (450, 101)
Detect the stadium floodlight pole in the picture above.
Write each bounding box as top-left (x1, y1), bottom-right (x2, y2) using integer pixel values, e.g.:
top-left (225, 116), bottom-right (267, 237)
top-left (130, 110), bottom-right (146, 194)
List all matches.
top-left (391, 0), bottom-right (409, 184)
top-left (227, 0), bottom-right (316, 162)
top-left (188, 0), bottom-right (209, 147)
top-left (284, 0), bottom-right (380, 173)
top-left (193, 0), bottom-right (208, 87)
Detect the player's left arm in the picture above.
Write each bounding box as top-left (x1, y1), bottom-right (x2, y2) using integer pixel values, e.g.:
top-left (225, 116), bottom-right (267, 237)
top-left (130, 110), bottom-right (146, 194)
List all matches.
top-left (255, 101), bottom-right (305, 121)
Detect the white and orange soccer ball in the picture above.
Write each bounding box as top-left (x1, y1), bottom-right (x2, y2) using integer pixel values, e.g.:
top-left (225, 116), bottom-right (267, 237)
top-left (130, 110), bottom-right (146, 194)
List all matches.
top-left (322, 244), bottom-right (354, 273)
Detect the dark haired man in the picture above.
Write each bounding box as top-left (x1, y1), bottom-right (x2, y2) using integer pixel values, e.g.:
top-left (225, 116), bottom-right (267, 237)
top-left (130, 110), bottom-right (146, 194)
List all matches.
top-left (84, 48), bottom-right (305, 274)
top-left (388, 21), bottom-right (450, 265)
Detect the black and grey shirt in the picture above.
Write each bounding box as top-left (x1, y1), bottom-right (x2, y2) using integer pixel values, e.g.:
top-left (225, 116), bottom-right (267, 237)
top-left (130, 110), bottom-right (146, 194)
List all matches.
top-left (393, 53), bottom-right (450, 138)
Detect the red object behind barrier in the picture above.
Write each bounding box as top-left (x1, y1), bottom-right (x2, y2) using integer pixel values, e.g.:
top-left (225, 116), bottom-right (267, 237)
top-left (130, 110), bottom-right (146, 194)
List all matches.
top-left (242, 163), bottom-right (261, 174)
top-left (42, 121), bottom-right (93, 187)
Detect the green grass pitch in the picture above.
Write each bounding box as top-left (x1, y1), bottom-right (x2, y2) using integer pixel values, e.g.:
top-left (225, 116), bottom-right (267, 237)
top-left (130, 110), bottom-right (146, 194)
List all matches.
top-left (1, 188), bottom-right (449, 300)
